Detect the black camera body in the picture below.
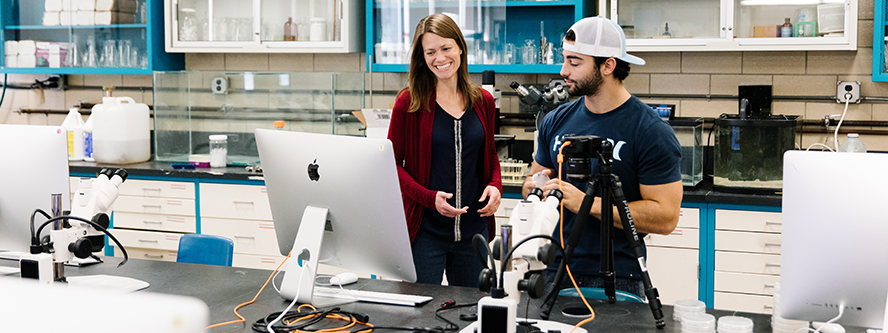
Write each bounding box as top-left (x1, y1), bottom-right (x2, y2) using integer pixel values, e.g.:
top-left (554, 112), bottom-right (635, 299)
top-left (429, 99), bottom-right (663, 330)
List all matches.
top-left (561, 134), bottom-right (612, 182)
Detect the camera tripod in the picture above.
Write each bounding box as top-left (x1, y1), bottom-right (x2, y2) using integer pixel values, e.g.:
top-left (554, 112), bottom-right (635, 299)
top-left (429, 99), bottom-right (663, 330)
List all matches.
top-left (539, 135), bottom-right (665, 329)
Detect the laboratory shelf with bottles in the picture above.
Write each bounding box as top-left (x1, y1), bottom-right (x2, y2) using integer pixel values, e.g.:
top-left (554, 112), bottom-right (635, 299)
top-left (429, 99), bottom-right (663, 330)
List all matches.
top-left (367, 0), bottom-right (591, 74)
top-left (0, 0), bottom-right (184, 75)
top-left (164, 0), bottom-right (362, 53)
top-left (872, 0), bottom-right (888, 82)
top-left (599, 0), bottom-right (857, 52)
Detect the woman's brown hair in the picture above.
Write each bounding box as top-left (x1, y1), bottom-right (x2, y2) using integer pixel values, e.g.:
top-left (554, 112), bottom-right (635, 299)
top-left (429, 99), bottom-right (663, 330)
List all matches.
top-left (406, 13), bottom-right (481, 113)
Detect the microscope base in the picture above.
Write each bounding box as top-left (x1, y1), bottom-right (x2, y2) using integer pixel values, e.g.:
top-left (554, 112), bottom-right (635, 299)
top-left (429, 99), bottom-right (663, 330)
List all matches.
top-left (459, 318), bottom-right (588, 333)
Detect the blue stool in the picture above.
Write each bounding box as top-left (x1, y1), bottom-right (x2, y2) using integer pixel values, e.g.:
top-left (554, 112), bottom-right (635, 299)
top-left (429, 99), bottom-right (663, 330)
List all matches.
top-left (176, 234), bottom-right (234, 267)
top-left (558, 287), bottom-right (644, 303)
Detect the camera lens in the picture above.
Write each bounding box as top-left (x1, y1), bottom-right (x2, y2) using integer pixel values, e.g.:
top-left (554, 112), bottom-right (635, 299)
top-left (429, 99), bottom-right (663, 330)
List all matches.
top-left (565, 156), bottom-right (591, 182)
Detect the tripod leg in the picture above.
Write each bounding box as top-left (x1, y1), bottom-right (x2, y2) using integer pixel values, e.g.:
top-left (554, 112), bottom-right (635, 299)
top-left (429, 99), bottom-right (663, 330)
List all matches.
top-left (610, 175), bottom-right (666, 328)
top-left (540, 178), bottom-right (599, 320)
top-left (600, 175), bottom-right (616, 303)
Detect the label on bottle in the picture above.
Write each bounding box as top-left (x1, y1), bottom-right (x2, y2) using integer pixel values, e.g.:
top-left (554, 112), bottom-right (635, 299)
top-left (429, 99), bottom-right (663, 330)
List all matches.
top-left (781, 27), bottom-right (792, 38)
top-left (83, 131), bottom-right (93, 158)
top-left (67, 130), bottom-right (75, 158)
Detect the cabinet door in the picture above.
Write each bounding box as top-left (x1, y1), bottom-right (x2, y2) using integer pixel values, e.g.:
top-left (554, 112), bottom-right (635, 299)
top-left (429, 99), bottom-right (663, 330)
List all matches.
top-left (715, 209), bottom-right (781, 233)
top-left (170, 0), bottom-right (257, 46)
top-left (117, 179), bottom-right (196, 199)
top-left (715, 251), bottom-right (781, 275)
top-left (714, 292), bottom-right (773, 314)
top-left (113, 212), bottom-right (197, 233)
top-left (113, 196), bottom-right (196, 216)
top-left (714, 230), bottom-right (781, 254)
top-left (115, 247), bottom-right (179, 262)
top-left (714, 271), bottom-right (779, 296)
top-left (199, 183), bottom-right (272, 221)
top-left (110, 228), bottom-right (183, 251)
top-left (646, 246), bottom-right (698, 305)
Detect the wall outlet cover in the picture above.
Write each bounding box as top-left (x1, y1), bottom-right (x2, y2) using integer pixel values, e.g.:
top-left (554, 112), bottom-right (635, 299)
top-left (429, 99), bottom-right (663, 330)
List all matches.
top-left (211, 77), bottom-right (229, 95)
top-left (836, 81), bottom-right (860, 104)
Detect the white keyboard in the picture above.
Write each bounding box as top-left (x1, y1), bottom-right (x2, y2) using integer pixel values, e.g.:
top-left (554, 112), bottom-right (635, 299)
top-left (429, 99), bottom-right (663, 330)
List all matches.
top-left (313, 287), bottom-right (433, 307)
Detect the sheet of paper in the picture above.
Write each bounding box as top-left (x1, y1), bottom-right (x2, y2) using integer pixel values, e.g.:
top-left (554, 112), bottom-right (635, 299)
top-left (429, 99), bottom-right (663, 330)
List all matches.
top-left (361, 109), bottom-right (392, 139)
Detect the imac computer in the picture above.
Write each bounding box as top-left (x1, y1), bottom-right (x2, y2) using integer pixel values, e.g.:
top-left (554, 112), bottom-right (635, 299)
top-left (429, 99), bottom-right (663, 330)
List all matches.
top-left (781, 150), bottom-right (888, 329)
top-left (0, 125), bottom-right (71, 255)
top-left (255, 129), bottom-right (417, 305)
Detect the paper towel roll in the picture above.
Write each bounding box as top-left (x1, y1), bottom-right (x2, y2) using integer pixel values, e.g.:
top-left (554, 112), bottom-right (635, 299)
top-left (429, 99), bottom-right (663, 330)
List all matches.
top-left (16, 54), bottom-right (36, 68)
top-left (4, 41), bottom-right (17, 55)
top-left (43, 11), bottom-right (60, 26)
top-left (5, 55), bottom-right (17, 67)
top-left (45, 0), bottom-right (63, 12)
top-left (77, 0), bottom-right (96, 11)
top-left (95, 11), bottom-right (134, 25)
top-left (17, 40), bottom-right (36, 55)
top-left (74, 11), bottom-right (95, 25)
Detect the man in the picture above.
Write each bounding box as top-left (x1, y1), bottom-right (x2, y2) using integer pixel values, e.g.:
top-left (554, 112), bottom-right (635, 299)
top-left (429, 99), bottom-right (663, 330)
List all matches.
top-left (522, 16), bottom-right (683, 298)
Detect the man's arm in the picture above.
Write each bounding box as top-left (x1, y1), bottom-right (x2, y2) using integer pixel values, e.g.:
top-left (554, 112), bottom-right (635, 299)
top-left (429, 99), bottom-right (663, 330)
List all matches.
top-left (541, 179), bottom-right (682, 236)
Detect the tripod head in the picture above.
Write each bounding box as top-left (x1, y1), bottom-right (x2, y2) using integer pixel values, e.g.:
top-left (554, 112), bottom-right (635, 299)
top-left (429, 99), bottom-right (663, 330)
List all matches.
top-left (561, 134), bottom-right (613, 182)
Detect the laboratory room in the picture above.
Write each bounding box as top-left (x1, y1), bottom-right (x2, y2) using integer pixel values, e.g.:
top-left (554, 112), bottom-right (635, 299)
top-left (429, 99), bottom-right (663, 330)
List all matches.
top-left (1, 0), bottom-right (887, 332)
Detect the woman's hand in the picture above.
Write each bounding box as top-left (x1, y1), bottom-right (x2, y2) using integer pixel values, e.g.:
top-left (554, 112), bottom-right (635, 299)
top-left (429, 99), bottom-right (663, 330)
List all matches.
top-left (435, 191), bottom-right (468, 218)
top-left (477, 186), bottom-right (501, 217)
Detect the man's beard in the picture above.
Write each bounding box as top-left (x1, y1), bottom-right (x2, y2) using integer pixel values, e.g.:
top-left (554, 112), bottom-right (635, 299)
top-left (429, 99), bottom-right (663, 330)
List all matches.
top-left (566, 66), bottom-right (603, 97)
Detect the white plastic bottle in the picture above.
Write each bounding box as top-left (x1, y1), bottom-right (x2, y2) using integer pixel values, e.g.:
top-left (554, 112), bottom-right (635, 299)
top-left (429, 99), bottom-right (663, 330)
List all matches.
top-left (61, 107), bottom-right (85, 161)
top-left (839, 133), bottom-right (867, 153)
top-left (82, 115), bottom-right (94, 162)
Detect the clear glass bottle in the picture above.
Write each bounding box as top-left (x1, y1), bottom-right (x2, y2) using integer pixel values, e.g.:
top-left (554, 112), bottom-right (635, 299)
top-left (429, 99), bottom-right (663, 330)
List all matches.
top-left (209, 135), bottom-right (228, 167)
top-left (781, 18), bottom-right (793, 38)
top-left (284, 17), bottom-right (296, 41)
top-left (661, 23), bottom-right (672, 38)
top-left (179, 8), bottom-right (199, 41)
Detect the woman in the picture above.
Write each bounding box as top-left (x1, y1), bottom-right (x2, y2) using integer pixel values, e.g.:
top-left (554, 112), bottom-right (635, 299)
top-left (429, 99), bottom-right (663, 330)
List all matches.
top-left (387, 13), bottom-right (502, 287)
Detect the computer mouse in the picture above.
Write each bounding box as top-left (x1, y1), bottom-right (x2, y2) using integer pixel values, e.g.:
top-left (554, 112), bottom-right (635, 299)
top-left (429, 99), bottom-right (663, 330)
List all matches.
top-left (812, 322), bottom-right (846, 333)
top-left (330, 272), bottom-right (358, 286)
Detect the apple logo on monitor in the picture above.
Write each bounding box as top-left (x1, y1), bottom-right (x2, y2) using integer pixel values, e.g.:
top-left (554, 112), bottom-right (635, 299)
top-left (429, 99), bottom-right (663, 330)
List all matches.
top-left (307, 159), bottom-right (320, 181)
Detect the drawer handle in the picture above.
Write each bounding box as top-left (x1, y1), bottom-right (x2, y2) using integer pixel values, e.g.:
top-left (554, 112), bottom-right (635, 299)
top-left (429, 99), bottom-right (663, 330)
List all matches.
top-left (234, 235), bottom-right (256, 239)
top-left (138, 239), bottom-right (158, 243)
top-left (763, 305), bottom-right (773, 309)
top-left (142, 204), bottom-right (162, 208)
top-left (233, 201), bottom-right (254, 205)
top-left (144, 254), bottom-right (164, 259)
top-left (143, 221), bottom-right (162, 224)
top-left (765, 221), bottom-right (782, 226)
top-left (764, 284), bottom-right (775, 288)
top-left (765, 263), bottom-right (781, 268)
top-left (142, 188), bottom-right (162, 192)
top-left (764, 243), bottom-right (781, 247)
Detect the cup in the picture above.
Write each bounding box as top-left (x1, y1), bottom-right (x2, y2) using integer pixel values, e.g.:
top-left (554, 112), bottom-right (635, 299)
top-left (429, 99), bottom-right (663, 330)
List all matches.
top-left (310, 18), bottom-right (327, 41)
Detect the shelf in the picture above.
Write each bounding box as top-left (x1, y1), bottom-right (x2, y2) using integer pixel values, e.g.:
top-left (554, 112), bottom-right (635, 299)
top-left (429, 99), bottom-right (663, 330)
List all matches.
top-left (5, 24), bottom-right (147, 30)
top-left (373, 0), bottom-right (577, 9)
top-left (0, 67), bottom-right (153, 75)
top-left (370, 63), bottom-right (564, 74)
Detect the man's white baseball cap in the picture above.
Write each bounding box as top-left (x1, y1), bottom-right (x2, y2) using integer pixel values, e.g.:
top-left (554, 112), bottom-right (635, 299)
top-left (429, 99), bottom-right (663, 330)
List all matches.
top-left (562, 16), bottom-right (645, 66)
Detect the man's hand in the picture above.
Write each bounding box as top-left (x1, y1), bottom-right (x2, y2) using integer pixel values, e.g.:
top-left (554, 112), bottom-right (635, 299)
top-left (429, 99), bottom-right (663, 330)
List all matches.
top-left (541, 178), bottom-right (588, 215)
top-left (435, 191), bottom-right (468, 218)
top-left (477, 186), bottom-right (501, 217)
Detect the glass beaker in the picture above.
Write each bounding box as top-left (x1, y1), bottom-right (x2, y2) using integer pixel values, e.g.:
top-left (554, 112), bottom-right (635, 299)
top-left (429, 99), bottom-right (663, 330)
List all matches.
top-left (102, 40), bottom-right (116, 67)
top-left (118, 40), bottom-right (131, 67)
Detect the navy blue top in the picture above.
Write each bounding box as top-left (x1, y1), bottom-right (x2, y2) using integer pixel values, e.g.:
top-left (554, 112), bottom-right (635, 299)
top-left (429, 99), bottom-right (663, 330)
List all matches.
top-left (422, 103), bottom-right (489, 242)
top-left (535, 95), bottom-right (682, 279)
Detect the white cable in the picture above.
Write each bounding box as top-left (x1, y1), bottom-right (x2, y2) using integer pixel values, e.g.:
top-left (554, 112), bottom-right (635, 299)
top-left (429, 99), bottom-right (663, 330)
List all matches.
top-left (267, 261), bottom-right (309, 333)
top-left (272, 269), bottom-right (284, 293)
top-left (805, 143), bottom-right (835, 152)
top-left (794, 303), bottom-right (846, 333)
top-left (834, 95), bottom-right (852, 151)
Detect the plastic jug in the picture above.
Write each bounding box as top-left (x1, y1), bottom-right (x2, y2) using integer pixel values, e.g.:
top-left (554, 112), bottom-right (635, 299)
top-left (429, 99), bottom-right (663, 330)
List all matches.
top-left (91, 97), bottom-right (150, 164)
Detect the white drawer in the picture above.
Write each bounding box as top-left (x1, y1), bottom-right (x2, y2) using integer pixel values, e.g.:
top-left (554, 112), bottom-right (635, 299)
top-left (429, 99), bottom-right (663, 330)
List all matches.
top-left (715, 251), bottom-right (781, 275)
top-left (715, 210), bottom-right (782, 233)
top-left (201, 217), bottom-right (281, 256)
top-left (113, 247), bottom-right (178, 262)
top-left (714, 230), bottom-right (782, 254)
top-left (232, 254), bottom-right (287, 271)
top-left (714, 292), bottom-right (773, 314)
top-left (199, 183), bottom-right (272, 221)
top-left (495, 198), bottom-right (521, 218)
top-left (714, 271), bottom-right (780, 296)
top-left (645, 227), bottom-right (699, 249)
top-left (110, 228), bottom-right (183, 251)
top-left (117, 179), bottom-right (195, 199)
top-left (677, 207), bottom-right (700, 229)
top-left (113, 196), bottom-right (196, 216)
top-left (113, 212), bottom-right (196, 233)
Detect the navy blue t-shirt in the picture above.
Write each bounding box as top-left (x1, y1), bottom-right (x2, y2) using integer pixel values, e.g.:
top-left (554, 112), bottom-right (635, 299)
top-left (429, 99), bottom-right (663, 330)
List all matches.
top-left (422, 103), bottom-right (488, 242)
top-left (535, 95), bottom-right (681, 280)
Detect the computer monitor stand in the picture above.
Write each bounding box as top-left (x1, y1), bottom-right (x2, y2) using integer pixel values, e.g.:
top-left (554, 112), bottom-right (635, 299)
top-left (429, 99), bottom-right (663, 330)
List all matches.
top-left (279, 206), bottom-right (356, 308)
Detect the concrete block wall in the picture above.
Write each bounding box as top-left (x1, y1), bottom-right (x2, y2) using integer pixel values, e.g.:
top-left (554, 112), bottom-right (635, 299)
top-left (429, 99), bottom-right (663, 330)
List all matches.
top-left (0, 0), bottom-right (884, 149)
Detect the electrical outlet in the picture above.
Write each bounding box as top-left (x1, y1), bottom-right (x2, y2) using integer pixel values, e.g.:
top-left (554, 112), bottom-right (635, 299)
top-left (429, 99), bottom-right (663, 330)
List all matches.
top-left (836, 81), bottom-right (860, 104)
top-left (211, 76), bottom-right (229, 95)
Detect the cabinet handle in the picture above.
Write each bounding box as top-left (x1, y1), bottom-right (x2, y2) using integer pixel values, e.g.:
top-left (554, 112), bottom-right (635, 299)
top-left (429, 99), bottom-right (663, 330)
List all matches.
top-left (142, 204), bottom-right (162, 208)
top-left (765, 263), bottom-right (781, 268)
top-left (234, 235), bottom-right (256, 239)
top-left (764, 284), bottom-right (775, 288)
top-left (763, 305), bottom-right (773, 309)
top-left (142, 188), bottom-right (161, 192)
top-left (233, 201), bottom-right (254, 205)
top-left (143, 221), bottom-right (162, 224)
top-left (144, 254), bottom-right (164, 259)
top-left (765, 221), bottom-right (782, 225)
top-left (764, 243), bottom-right (781, 247)
top-left (138, 239), bottom-right (158, 243)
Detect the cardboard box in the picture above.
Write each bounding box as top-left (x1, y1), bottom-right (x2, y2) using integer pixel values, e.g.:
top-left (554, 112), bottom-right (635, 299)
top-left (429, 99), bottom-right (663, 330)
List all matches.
top-left (753, 25), bottom-right (778, 38)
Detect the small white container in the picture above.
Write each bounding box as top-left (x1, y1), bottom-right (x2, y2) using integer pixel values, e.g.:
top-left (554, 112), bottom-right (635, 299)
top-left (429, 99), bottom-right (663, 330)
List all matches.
top-left (673, 299), bottom-right (706, 322)
top-left (310, 18), bottom-right (326, 41)
top-left (716, 316), bottom-right (753, 333)
top-left (209, 135), bottom-right (228, 168)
